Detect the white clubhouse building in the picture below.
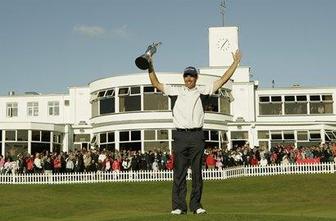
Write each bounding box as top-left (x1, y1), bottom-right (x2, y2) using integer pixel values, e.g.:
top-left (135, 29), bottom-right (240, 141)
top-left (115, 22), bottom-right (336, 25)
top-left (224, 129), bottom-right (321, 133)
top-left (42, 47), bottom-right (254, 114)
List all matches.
top-left (1, 26), bottom-right (336, 157)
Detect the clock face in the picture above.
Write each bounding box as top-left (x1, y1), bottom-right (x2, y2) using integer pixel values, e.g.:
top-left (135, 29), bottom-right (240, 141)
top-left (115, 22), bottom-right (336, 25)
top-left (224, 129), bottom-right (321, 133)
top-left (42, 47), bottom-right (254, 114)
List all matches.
top-left (216, 38), bottom-right (231, 52)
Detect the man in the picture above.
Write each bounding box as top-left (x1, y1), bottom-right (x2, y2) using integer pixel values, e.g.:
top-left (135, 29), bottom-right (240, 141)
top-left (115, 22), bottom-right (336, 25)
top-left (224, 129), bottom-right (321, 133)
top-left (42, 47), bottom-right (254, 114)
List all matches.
top-left (147, 50), bottom-right (241, 215)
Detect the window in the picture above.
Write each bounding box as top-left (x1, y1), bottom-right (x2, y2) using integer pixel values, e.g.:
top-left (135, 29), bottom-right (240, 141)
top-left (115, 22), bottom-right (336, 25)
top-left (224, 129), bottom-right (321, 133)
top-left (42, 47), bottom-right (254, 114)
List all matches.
top-left (100, 89), bottom-right (115, 115)
top-left (119, 87), bottom-right (141, 112)
top-left (27, 102), bottom-right (39, 116)
top-left (5, 130), bottom-right (16, 141)
top-left (309, 94), bottom-right (333, 114)
top-left (119, 130), bottom-right (141, 152)
top-left (48, 101), bottom-right (59, 116)
top-left (203, 96), bottom-right (219, 112)
top-left (144, 130), bottom-right (155, 140)
top-left (143, 86), bottom-right (168, 111)
top-left (157, 130), bottom-right (168, 140)
top-left (120, 131), bottom-right (130, 142)
top-left (297, 131), bottom-right (308, 140)
top-left (64, 100), bottom-right (70, 106)
top-left (131, 131), bottom-right (141, 140)
top-left (259, 96), bottom-right (269, 102)
top-left (284, 95), bottom-right (307, 115)
top-left (91, 89), bottom-right (116, 116)
top-left (220, 89), bottom-right (231, 115)
top-left (41, 131), bottom-right (50, 142)
top-left (119, 130), bottom-right (141, 141)
top-left (92, 100), bottom-right (99, 117)
top-left (74, 134), bottom-right (90, 142)
top-left (283, 131), bottom-right (295, 140)
top-left (325, 131), bottom-right (336, 141)
top-left (309, 131), bottom-right (321, 140)
top-left (6, 103), bottom-right (18, 117)
top-left (259, 96), bottom-right (282, 115)
top-left (271, 131), bottom-right (282, 140)
top-left (144, 129), bottom-right (169, 152)
top-left (98, 132), bottom-right (115, 151)
top-left (100, 98), bottom-right (115, 114)
top-left (231, 131), bottom-right (248, 140)
top-left (53, 133), bottom-right (62, 144)
top-left (100, 133), bottom-right (107, 143)
top-left (32, 131), bottom-right (51, 142)
top-left (32, 130), bottom-right (41, 141)
top-left (17, 130), bottom-right (28, 141)
top-left (258, 131), bottom-right (269, 139)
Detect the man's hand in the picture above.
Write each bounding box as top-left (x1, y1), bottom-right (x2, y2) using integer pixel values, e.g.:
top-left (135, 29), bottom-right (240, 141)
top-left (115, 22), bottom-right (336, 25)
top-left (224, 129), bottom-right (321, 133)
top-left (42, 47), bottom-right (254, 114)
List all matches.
top-left (213, 50), bottom-right (242, 92)
top-left (231, 50), bottom-right (241, 64)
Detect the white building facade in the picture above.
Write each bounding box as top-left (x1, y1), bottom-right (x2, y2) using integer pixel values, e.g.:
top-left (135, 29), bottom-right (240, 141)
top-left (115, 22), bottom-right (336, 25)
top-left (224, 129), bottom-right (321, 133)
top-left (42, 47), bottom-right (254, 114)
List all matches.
top-left (1, 26), bottom-right (335, 157)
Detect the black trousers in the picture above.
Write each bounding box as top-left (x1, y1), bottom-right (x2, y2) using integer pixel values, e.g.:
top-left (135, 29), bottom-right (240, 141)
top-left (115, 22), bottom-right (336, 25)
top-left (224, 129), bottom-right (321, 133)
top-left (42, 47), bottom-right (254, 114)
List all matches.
top-left (172, 129), bottom-right (205, 212)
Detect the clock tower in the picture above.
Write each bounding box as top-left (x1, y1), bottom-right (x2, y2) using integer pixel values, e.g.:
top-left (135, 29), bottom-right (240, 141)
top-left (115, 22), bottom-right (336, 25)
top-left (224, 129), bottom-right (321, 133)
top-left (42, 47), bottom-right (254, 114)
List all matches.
top-left (209, 26), bottom-right (239, 67)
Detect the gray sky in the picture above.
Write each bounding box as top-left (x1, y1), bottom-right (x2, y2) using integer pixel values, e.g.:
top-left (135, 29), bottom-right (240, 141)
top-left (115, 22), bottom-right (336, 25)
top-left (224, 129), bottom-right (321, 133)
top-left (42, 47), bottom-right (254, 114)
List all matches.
top-left (0, 0), bottom-right (335, 95)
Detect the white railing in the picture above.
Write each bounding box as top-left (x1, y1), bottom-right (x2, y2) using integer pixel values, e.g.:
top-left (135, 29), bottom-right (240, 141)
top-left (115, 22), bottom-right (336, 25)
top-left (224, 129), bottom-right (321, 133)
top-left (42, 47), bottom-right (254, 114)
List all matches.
top-left (0, 162), bottom-right (334, 185)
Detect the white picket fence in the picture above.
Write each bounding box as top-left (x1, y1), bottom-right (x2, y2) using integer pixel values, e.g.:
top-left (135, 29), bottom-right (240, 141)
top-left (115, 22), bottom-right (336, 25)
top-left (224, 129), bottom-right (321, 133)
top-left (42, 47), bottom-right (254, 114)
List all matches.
top-left (0, 162), bottom-right (335, 185)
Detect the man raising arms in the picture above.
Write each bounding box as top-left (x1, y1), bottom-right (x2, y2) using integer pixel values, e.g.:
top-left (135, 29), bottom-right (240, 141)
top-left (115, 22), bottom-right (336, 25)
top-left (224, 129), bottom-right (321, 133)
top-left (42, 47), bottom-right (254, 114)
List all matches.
top-left (148, 50), bottom-right (241, 215)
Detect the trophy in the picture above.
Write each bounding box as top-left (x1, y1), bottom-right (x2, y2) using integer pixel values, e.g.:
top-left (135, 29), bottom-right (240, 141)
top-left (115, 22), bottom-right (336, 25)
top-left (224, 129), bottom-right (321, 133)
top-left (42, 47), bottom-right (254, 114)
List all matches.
top-left (135, 42), bottom-right (162, 70)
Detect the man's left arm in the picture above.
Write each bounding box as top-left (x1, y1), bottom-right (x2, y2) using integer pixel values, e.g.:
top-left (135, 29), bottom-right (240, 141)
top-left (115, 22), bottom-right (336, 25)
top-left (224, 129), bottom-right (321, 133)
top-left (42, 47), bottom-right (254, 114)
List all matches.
top-left (213, 50), bottom-right (242, 92)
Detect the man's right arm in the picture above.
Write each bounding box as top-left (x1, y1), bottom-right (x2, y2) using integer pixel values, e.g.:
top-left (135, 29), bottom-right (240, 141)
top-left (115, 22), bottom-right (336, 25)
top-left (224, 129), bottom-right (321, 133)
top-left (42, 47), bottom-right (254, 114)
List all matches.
top-left (148, 61), bottom-right (164, 92)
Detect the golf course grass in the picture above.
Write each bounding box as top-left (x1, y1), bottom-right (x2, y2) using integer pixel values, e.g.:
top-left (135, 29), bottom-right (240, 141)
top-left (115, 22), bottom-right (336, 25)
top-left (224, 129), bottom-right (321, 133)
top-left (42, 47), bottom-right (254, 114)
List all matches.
top-left (1, 173), bottom-right (336, 221)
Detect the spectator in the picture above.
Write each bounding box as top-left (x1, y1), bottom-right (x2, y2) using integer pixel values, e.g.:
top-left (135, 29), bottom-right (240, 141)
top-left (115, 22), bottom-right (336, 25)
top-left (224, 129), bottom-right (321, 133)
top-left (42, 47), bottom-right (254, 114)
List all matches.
top-left (34, 153), bottom-right (43, 173)
top-left (250, 154), bottom-right (259, 166)
top-left (0, 155), bottom-right (5, 174)
top-left (206, 153), bottom-right (216, 169)
top-left (25, 155), bottom-right (34, 173)
top-left (259, 155), bottom-right (268, 166)
top-left (66, 155), bottom-right (75, 173)
top-left (112, 157), bottom-right (121, 172)
top-left (53, 155), bottom-right (62, 173)
top-left (43, 156), bottom-right (53, 174)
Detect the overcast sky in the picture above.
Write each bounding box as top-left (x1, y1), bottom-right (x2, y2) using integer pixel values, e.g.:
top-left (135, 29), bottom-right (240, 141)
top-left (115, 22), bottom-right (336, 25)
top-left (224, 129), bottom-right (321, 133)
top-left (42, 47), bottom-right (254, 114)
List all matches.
top-left (0, 0), bottom-right (335, 95)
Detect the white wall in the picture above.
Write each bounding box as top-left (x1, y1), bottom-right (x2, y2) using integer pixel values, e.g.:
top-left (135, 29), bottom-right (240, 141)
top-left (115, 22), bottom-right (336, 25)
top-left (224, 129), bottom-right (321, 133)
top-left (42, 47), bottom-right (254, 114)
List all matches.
top-left (0, 94), bottom-right (71, 124)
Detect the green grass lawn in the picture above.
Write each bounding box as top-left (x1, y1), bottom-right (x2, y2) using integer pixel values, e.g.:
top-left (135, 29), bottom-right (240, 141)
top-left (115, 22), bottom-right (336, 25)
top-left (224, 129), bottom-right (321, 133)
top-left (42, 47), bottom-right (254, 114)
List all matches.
top-left (1, 174), bottom-right (336, 221)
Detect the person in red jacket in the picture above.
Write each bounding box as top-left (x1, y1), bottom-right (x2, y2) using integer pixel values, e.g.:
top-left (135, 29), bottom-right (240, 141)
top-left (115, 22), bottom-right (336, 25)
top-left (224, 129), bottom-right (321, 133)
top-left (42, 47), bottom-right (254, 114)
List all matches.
top-left (166, 155), bottom-right (174, 170)
top-left (112, 157), bottom-right (121, 171)
top-left (250, 154), bottom-right (259, 166)
top-left (25, 155), bottom-right (34, 173)
top-left (53, 155), bottom-right (62, 173)
top-left (206, 153), bottom-right (216, 169)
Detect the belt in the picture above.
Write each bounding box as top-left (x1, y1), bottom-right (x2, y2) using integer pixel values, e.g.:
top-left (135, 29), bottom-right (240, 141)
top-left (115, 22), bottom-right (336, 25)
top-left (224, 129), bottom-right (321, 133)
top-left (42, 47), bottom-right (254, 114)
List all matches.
top-left (176, 127), bottom-right (202, 132)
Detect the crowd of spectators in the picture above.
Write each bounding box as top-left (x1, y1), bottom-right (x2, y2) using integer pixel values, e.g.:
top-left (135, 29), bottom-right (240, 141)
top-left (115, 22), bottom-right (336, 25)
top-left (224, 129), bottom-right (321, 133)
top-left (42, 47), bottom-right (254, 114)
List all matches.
top-left (204, 142), bottom-right (336, 169)
top-left (0, 148), bottom-right (173, 175)
top-left (1, 142), bottom-right (336, 174)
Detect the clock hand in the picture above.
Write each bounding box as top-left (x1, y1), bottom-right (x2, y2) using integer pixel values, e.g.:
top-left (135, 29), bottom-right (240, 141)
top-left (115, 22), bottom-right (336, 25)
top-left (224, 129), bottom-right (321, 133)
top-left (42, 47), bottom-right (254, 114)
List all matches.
top-left (220, 40), bottom-right (228, 49)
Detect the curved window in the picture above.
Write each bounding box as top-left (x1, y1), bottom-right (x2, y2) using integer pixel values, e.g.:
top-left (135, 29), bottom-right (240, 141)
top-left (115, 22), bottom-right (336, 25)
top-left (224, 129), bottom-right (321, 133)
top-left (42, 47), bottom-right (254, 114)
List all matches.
top-left (98, 132), bottom-right (115, 151)
top-left (202, 89), bottom-right (231, 114)
top-left (204, 130), bottom-right (227, 149)
top-left (144, 129), bottom-right (169, 152)
top-left (119, 130), bottom-right (141, 151)
top-left (144, 86), bottom-right (168, 111)
top-left (91, 89), bottom-right (116, 117)
top-left (119, 87), bottom-right (141, 112)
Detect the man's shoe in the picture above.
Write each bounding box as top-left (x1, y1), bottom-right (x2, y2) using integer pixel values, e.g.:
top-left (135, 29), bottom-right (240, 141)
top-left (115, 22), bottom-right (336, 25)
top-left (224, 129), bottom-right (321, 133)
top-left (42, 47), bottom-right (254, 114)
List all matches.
top-left (193, 208), bottom-right (207, 214)
top-left (171, 209), bottom-right (185, 215)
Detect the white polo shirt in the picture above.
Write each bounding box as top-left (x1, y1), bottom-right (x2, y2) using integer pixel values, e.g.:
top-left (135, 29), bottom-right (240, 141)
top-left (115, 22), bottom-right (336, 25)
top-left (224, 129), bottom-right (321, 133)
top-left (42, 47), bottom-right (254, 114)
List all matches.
top-left (163, 84), bottom-right (214, 129)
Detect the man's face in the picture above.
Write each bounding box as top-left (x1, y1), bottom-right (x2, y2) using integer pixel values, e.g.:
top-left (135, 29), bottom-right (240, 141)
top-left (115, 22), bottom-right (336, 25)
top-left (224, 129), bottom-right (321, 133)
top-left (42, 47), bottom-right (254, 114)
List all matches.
top-left (183, 75), bottom-right (197, 89)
